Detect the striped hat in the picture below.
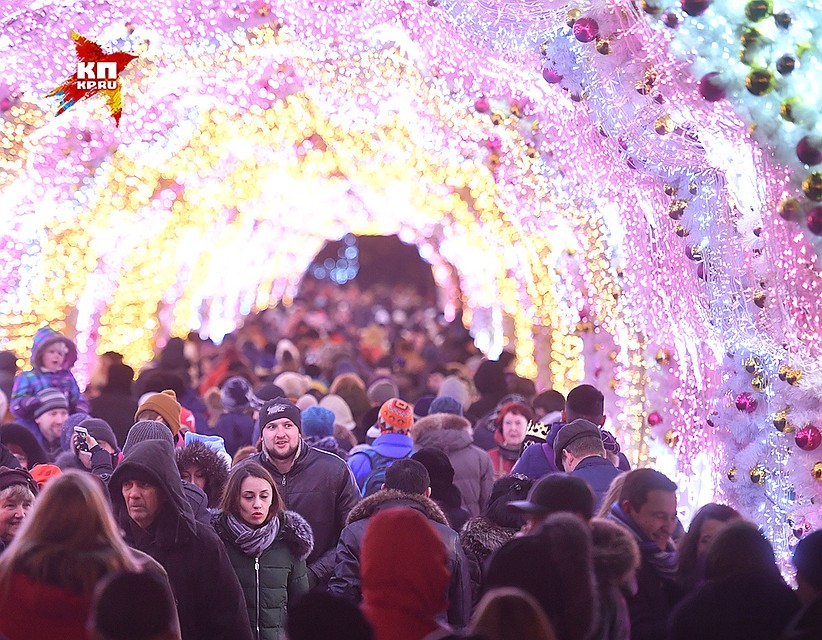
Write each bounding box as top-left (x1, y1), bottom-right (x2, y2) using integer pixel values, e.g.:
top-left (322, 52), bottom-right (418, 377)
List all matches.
top-left (378, 398), bottom-right (414, 434)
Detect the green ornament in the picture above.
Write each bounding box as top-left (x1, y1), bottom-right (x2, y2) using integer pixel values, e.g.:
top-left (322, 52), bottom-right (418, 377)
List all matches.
top-left (745, 0), bottom-right (772, 22)
top-left (740, 27), bottom-right (761, 47)
top-left (780, 98), bottom-right (798, 122)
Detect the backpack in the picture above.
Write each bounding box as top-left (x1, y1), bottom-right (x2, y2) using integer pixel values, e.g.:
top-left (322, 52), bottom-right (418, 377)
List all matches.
top-left (358, 448), bottom-right (410, 497)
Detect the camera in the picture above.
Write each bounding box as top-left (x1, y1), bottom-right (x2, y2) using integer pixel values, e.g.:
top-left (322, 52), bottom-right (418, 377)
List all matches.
top-left (74, 426), bottom-right (89, 452)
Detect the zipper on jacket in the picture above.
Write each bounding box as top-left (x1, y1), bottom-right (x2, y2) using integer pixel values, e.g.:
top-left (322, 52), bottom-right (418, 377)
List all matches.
top-left (255, 555), bottom-right (261, 639)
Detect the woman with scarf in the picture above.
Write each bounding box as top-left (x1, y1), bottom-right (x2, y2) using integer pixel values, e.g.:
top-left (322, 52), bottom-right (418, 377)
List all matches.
top-left (487, 402), bottom-right (532, 480)
top-left (214, 461), bottom-right (314, 640)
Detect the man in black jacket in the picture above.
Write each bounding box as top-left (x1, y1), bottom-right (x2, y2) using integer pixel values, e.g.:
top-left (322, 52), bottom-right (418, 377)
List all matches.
top-left (108, 439), bottom-right (251, 640)
top-left (250, 398), bottom-right (361, 590)
top-left (328, 458), bottom-right (471, 629)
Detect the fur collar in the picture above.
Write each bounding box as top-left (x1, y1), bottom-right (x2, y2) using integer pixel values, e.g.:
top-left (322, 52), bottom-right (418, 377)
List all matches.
top-left (280, 510), bottom-right (314, 561)
top-left (411, 413), bottom-right (471, 440)
top-left (459, 516), bottom-right (517, 557)
top-left (346, 489), bottom-right (449, 527)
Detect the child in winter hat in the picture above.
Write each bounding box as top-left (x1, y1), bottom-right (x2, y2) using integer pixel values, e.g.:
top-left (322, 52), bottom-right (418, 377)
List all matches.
top-left (134, 390), bottom-right (182, 439)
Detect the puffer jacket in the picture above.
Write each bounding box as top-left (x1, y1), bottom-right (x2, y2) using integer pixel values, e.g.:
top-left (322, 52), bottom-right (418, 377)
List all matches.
top-left (250, 441), bottom-right (360, 589)
top-left (214, 510), bottom-right (313, 640)
top-left (328, 489), bottom-right (471, 629)
top-left (411, 414), bottom-right (493, 516)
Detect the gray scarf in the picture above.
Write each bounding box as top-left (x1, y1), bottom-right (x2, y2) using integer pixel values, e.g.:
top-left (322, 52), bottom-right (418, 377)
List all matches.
top-left (225, 513), bottom-right (280, 557)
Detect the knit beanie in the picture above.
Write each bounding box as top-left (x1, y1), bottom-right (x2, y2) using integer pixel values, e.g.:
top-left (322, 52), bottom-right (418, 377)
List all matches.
top-left (273, 372), bottom-right (312, 399)
top-left (301, 406), bottom-right (336, 438)
top-left (258, 398), bottom-right (302, 432)
top-left (378, 398), bottom-right (414, 434)
top-left (80, 417), bottom-right (120, 452)
top-left (429, 395), bottom-right (464, 417)
top-left (319, 394), bottom-right (356, 431)
top-left (413, 395), bottom-right (435, 420)
top-left (296, 394), bottom-right (318, 411)
top-left (123, 420), bottom-right (175, 455)
top-left (33, 387), bottom-right (69, 419)
top-left (252, 383), bottom-right (286, 405)
top-left (0, 466), bottom-right (39, 497)
top-left (29, 463), bottom-right (62, 488)
top-left (366, 378), bottom-right (399, 407)
top-left (135, 390), bottom-right (181, 436)
top-left (220, 377), bottom-right (254, 412)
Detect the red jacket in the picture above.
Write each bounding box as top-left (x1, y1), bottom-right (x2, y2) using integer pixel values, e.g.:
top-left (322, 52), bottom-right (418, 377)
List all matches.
top-left (0, 572), bottom-right (91, 640)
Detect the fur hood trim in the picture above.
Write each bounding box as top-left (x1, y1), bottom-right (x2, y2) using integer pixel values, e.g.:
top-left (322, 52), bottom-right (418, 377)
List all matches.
top-left (411, 413), bottom-right (471, 440)
top-left (175, 440), bottom-right (230, 508)
top-left (346, 489), bottom-right (449, 527)
top-left (589, 517), bottom-right (640, 584)
top-left (281, 510), bottom-right (314, 561)
top-left (459, 516), bottom-right (517, 558)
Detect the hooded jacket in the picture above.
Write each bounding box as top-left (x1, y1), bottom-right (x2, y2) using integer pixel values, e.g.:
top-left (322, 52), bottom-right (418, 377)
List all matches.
top-left (328, 489), bottom-right (471, 628)
top-left (10, 327), bottom-right (89, 431)
top-left (250, 441), bottom-right (360, 589)
top-left (108, 440), bottom-right (252, 640)
top-left (412, 413), bottom-right (494, 516)
top-left (214, 510), bottom-right (314, 640)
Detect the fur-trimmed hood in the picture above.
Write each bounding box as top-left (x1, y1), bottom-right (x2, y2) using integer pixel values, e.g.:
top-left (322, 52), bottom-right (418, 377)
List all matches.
top-left (346, 489), bottom-right (449, 527)
top-left (459, 516), bottom-right (517, 561)
top-left (175, 440), bottom-right (230, 508)
top-left (589, 517), bottom-right (640, 586)
top-left (411, 413), bottom-right (471, 441)
top-left (215, 509), bottom-right (314, 561)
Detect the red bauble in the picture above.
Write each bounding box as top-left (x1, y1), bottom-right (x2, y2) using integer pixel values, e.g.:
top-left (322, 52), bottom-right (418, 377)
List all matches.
top-left (542, 67), bottom-right (563, 84)
top-left (699, 73), bottom-right (726, 102)
top-left (797, 136), bottom-right (822, 166)
top-left (474, 97), bottom-right (490, 113)
top-left (795, 425), bottom-right (822, 451)
top-left (648, 412), bottom-right (663, 426)
top-left (735, 392), bottom-right (758, 413)
top-left (572, 18), bottom-right (600, 43)
top-left (808, 207), bottom-right (822, 236)
top-left (681, 0), bottom-right (711, 16)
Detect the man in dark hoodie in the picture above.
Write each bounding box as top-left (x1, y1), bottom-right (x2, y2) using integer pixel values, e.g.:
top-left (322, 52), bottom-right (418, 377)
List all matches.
top-left (108, 439), bottom-right (251, 640)
top-left (328, 458), bottom-right (471, 629)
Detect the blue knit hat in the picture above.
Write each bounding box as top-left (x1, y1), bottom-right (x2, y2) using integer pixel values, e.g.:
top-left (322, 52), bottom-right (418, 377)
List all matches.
top-left (301, 406), bottom-right (335, 438)
top-left (429, 395), bottom-right (464, 417)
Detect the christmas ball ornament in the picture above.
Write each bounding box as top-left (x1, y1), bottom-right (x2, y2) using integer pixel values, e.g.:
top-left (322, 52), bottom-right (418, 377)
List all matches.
top-left (655, 349), bottom-right (672, 365)
top-left (689, 182), bottom-right (698, 195)
top-left (669, 199), bottom-right (687, 219)
top-left (596, 38), bottom-right (611, 55)
top-left (681, 0), bottom-right (711, 17)
top-left (803, 173), bottom-right (822, 201)
top-left (474, 97), bottom-right (490, 113)
top-left (727, 466), bottom-right (737, 482)
top-left (751, 374), bottom-right (768, 392)
top-left (778, 197), bottom-right (800, 219)
top-left (573, 17), bottom-right (600, 43)
top-left (796, 426), bottom-right (822, 451)
top-left (750, 465), bottom-right (767, 485)
top-left (664, 430), bottom-right (679, 447)
top-left (753, 290), bottom-right (767, 308)
top-left (648, 412), bottom-right (663, 426)
top-left (490, 111), bottom-right (504, 125)
top-left (774, 10), bottom-right (792, 28)
top-left (776, 55), bottom-right (796, 75)
top-left (740, 28), bottom-right (761, 47)
top-left (686, 245), bottom-right (704, 261)
top-left (707, 411), bottom-right (718, 428)
top-left (641, 0), bottom-right (663, 14)
top-left (542, 67), bottom-right (563, 84)
top-left (510, 102), bottom-right (523, 117)
top-left (698, 72), bottom-right (726, 102)
top-left (565, 9), bottom-right (581, 27)
top-left (745, 69), bottom-right (774, 95)
top-left (662, 11), bottom-right (680, 28)
top-left (773, 410), bottom-right (793, 433)
top-left (655, 116), bottom-right (674, 135)
top-left (797, 137), bottom-right (822, 166)
top-left (786, 370), bottom-right (802, 385)
top-left (675, 223), bottom-right (689, 237)
top-left (663, 184), bottom-right (676, 197)
top-left (736, 392), bottom-right (758, 413)
top-left (744, 0), bottom-right (772, 22)
top-left (812, 462), bottom-right (822, 481)
top-left (808, 207), bottom-right (822, 235)
top-left (744, 355), bottom-right (761, 373)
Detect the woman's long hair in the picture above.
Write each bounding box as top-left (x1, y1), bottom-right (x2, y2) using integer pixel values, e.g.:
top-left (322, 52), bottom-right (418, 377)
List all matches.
top-left (676, 503), bottom-right (741, 590)
top-left (472, 587), bottom-right (557, 640)
top-left (0, 470), bottom-right (137, 596)
top-left (219, 460), bottom-right (284, 526)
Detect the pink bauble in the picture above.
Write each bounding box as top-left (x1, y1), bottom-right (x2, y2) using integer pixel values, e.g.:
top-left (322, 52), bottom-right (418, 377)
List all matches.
top-left (796, 136), bottom-right (822, 166)
top-left (542, 67), bottom-right (563, 84)
top-left (735, 392), bottom-right (758, 413)
top-left (486, 135), bottom-right (502, 151)
top-left (808, 207), bottom-right (822, 236)
top-left (796, 425), bottom-right (822, 451)
top-left (572, 18), bottom-right (599, 43)
top-left (681, 0), bottom-right (711, 16)
top-left (699, 73), bottom-right (726, 102)
top-left (648, 412), bottom-right (663, 426)
top-left (474, 97), bottom-right (490, 113)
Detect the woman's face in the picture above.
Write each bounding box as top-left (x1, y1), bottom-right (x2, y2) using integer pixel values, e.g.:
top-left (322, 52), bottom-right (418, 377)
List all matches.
top-left (697, 518), bottom-right (728, 557)
top-left (239, 476), bottom-right (273, 528)
top-left (502, 412), bottom-right (528, 448)
top-left (181, 464), bottom-right (207, 491)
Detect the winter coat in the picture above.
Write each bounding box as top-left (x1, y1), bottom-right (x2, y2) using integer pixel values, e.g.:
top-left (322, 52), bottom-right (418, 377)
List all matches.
top-left (624, 549), bottom-right (684, 640)
top-left (250, 441), bottom-right (360, 589)
top-left (10, 327), bottom-right (89, 432)
top-left (780, 596), bottom-right (822, 640)
top-left (669, 573), bottom-right (800, 640)
top-left (89, 391), bottom-right (138, 449)
top-left (109, 440), bottom-right (252, 640)
top-left (214, 510), bottom-right (313, 640)
top-left (511, 440), bottom-right (560, 479)
top-left (412, 414), bottom-right (494, 517)
top-left (328, 490), bottom-right (471, 629)
top-left (0, 571), bottom-right (90, 640)
top-left (486, 446), bottom-right (519, 480)
top-left (459, 516), bottom-right (518, 606)
top-left (212, 411), bottom-right (254, 457)
top-left (573, 456), bottom-right (623, 511)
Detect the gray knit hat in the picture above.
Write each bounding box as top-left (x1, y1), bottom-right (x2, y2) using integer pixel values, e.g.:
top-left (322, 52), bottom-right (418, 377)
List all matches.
top-left (123, 420), bottom-right (174, 456)
top-left (33, 387), bottom-right (69, 419)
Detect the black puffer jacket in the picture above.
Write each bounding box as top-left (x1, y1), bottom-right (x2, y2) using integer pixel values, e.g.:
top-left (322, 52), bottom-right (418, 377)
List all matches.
top-left (250, 441), bottom-right (360, 589)
top-left (328, 489), bottom-right (471, 629)
top-left (109, 440), bottom-right (252, 640)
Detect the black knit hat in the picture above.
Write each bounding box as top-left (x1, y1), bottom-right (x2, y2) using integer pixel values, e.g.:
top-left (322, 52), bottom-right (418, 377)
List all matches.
top-left (258, 397), bottom-right (302, 432)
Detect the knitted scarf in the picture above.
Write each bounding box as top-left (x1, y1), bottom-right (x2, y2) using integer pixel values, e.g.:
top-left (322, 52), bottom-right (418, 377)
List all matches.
top-left (609, 503), bottom-right (678, 580)
top-left (225, 513), bottom-right (280, 558)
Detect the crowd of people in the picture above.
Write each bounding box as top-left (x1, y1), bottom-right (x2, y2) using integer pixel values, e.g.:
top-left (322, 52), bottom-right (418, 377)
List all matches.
top-left (0, 280), bottom-right (820, 640)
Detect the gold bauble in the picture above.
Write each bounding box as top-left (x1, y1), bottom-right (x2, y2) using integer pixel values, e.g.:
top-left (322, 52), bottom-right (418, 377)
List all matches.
top-left (525, 144), bottom-right (539, 159)
top-left (740, 27), bottom-right (761, 47)
top-left (803, 173), bottom-right (822, 201)
top-left (664, 430), bottom-right (679, 447)
top-left (510, 102), bottom-right (522, 117)
top-left (750, 464), bottom-right (767, 485)
top-left (490, 111), bottom-right (504, 125)
top-left (745, 69), bottom-right (774, 96)
top-left (753, 290), bottom-right (767, 308)
top-left (675, 223), bottom-right (689, 237)
top-left (654, 115), bottom-right (674, 135)
top-left (539, 41), bottom-right (549, 56)
top-left (488, 152), bottom-right (501, 167)
top-left (565, 9), bottom-right (581, 26)
top-left (778, 364), bottom-right (789, 381)
top-left (780, 98), bottom-right (799, 123)
top-left (668, 199), bottom-right (687, 220)
top-left (688, 182), bottom-right (697, 195)
top-left (786, 369), bottom-right (802, 385)
top-left (744, 355), bottom-right (760, 373)
top-left (778, 197), bottom-right (801, 219)
top-left (663, 184), bottom-right (676, 197)
top-left (641, 0), bottom-right (662, 14)
top-left (728, 467), bottom-right (737, 482)
top-left (773, 409), bottom-right (789, 432)
top-left (812, 461), bottom-right (822, 482)
top-left (655, 349), bottom-right (671, 365)
top-left (596, 38), bottom-right (611, 55)
top-left (751, 374), bottom-right (768, 392)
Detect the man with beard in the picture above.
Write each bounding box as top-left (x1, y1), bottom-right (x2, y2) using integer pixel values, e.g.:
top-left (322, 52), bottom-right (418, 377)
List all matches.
top-left (250, 397), bottom-right (360, 591)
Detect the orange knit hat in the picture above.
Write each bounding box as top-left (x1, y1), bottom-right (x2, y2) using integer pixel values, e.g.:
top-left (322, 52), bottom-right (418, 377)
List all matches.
top-left (135, 390), bottom-right (182, 436)
top-left (378, 398), bottom-right (414, 434)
